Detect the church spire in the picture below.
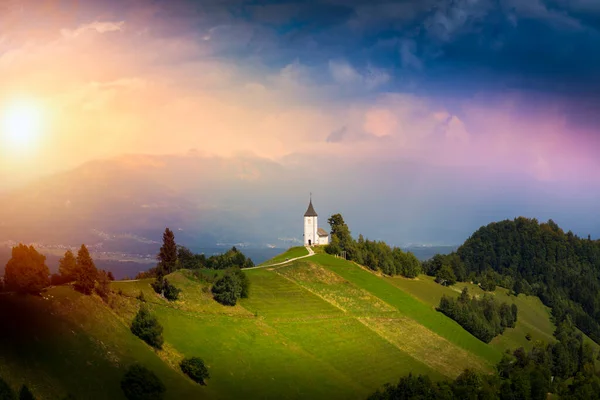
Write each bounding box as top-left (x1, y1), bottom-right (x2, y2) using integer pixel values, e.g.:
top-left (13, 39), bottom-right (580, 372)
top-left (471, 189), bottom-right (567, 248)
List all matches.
top-left (304, 193), bottom-right (318, 217)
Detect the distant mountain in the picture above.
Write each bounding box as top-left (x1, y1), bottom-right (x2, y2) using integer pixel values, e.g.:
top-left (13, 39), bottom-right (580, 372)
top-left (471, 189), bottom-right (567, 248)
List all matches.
top-left (0, 153), bottom-right (307, 254)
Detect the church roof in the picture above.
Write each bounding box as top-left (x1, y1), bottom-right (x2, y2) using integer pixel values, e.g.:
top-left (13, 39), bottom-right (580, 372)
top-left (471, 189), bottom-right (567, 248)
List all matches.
top-left (317, 228), bottom-right (329, 237)
top-left (304, 200), bottom-right (318, 217)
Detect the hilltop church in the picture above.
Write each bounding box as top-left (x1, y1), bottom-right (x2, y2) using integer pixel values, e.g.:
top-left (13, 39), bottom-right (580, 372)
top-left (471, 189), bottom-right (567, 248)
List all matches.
top-left (303, 196), bottom-right (329, 246)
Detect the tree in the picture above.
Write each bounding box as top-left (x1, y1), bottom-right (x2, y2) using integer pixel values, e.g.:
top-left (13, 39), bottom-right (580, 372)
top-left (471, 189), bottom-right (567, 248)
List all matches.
top-left (74, 245), bottom-right (98, 295)
top-left (435, 265), bottom-right (457, 286)
top-left (180, 357), bottom-right (210, 385)
top-left (130, 306), bottom-right (164, 349)
top-left (4, 244), bottom-right (49, 294)
top-left (96, 270), bottom-right (111, 301)
top-left (0, 376), bottom-right (15, 400)
top-left (212, 274), bottom-right (242, 306)
top-left (121, 364), bottom-right (165, 400)
top-left (58, 250), bottom-right (77, 283)
top-left (157, 228), bottom-right (178, 277)
top-left (107, 271), bottom-right (115, 281)
top-left (231, 268), bottom-right (250, 298)
top-left (18, 385), bottom-right (35, 400)
top-left (177, 246), bottom-right (201, 269)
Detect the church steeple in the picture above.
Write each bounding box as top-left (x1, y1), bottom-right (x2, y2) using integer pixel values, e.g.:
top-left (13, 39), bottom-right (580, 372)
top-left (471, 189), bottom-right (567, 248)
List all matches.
top-left (304, 194), bottom-right (318, 217)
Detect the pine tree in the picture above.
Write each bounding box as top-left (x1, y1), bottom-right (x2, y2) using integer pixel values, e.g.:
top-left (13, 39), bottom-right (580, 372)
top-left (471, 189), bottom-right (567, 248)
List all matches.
top-left (74, 244), bottom-right (98, 295)
top-left (58, 250), bottom-right (77, 282)
top-left (157, 228), bottom-right (178, 277)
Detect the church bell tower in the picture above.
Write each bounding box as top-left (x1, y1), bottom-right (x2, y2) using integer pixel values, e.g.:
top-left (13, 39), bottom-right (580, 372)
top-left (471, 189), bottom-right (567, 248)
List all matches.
top-left (303, 194), bottom-right (318, 246)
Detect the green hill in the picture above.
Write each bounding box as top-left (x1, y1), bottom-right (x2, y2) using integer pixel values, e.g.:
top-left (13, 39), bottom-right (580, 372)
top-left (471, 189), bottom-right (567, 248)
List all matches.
top-left (0, 252), bottom-right (560, 399)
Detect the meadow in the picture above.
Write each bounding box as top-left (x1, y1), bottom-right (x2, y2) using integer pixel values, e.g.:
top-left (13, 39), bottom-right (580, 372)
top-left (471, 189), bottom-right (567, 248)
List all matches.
top-left (0, 251), bottom-right (567, 399)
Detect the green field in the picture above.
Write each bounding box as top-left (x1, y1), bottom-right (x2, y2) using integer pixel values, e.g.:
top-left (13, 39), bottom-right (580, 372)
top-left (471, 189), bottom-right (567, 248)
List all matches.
top-left (0, 252), bottom-right (567, 399)
top-left (259, 246), bottom-right (308, 266)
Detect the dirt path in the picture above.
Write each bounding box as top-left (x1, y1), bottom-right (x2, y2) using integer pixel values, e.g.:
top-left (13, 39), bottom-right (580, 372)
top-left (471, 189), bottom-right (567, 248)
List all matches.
top-left (245, 246), bottom-right (315, 270)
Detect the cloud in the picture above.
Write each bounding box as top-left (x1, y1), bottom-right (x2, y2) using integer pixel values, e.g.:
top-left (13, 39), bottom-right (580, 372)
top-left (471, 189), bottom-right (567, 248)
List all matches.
top-left (328, 60), bottom-right (390, 89)
top-left (400, 39), bottom-right (423, 70)
top-left (326, 126), bottom-right (348, 143)
top-left (0, 0), bottom-right (597, 189)
top-left (61, 21), bottom-right (125, 38)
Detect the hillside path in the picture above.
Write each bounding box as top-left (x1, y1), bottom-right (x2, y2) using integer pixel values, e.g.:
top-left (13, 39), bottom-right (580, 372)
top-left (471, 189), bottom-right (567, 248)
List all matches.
top-left (245, 246), bottom-right (315, 270)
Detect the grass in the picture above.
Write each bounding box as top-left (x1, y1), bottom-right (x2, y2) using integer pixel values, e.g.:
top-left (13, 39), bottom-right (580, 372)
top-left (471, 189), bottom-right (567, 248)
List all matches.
top-left (0, 287), bottom-right (203, 400)
top-left (386, 274), bottom-right (557, 352)
top-left (2, 250), bottom-right (583, 399)
top-left (275, 260), bottom-right (396, 314)
top-left (240, 268), bottom-right (342, 319)
top-left (259, 246), bottom-right (308, 266)
top-left (271, 318), bottom-right (444, 393)
top-left (312, 254), bottom-right (502, 367)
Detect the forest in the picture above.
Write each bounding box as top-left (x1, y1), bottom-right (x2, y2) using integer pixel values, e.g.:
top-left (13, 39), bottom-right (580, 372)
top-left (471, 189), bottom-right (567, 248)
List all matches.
top-left (437, 288), bottom-right (517, 343)
top-left (455, 217), bottom-right (600, 345)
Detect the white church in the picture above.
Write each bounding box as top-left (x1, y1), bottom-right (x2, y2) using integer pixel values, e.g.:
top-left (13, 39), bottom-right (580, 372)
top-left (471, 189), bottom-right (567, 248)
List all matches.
top-left (303, 196), bottom-right (329, 246)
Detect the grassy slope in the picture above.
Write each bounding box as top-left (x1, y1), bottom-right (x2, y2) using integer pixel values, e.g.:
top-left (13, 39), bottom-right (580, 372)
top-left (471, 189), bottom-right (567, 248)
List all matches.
top-left (311, 255), bottom-right (502, 366)
top-left (386, 274), bottom-right (556, 352)
top-left (0, 287), bottom-right (202, 400)
top-left (259, 247), bottom-right (308, 266)
top-left (0, 251), bottom-right (569, 399)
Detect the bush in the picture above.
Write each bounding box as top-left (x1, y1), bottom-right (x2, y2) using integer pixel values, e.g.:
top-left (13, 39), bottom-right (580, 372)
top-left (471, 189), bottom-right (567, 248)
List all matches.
top-left (18, 385), bottom-right (35, 400)
top-left (121, 364), bottom-right (165, 400)
top-left (130, 306), bottom-right (164, 349)
top-left (180, 357), bottom-right (210, 385)
top-left (0, 376), bottom-right (15, 400)
top-left (211, 274), bottom-right (242, 306)
top-left (151, 278), bottom-right (181, 301)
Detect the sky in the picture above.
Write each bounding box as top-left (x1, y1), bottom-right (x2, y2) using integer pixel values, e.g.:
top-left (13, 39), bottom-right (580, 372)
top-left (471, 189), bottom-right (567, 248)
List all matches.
top-left (0, 0), bottom-right (599, 244)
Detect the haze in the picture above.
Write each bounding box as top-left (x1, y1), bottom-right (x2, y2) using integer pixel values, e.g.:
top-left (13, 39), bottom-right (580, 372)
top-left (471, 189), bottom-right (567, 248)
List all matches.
top-left (1, 0), bottom-right (599, 248)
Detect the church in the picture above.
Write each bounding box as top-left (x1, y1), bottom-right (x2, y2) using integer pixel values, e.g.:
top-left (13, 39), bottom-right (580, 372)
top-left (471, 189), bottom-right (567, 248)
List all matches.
top-left (303, 196), bottom-right (329, 246)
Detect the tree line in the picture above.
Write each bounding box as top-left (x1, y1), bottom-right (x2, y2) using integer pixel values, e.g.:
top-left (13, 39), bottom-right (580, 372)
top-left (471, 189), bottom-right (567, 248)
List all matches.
top-left (325, 214), bottom-right (421, 278)
top-left (2, 244), bottom-right (113, 299)
top-left (369, 316), bottom-right (600, 399)
top-left (437, 288), bottom-right (517, 343)
top-left (428, 217), bottom-right (600, 345)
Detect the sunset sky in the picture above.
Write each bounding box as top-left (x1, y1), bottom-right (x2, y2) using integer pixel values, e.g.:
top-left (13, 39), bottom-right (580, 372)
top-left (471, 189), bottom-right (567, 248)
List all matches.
top-left (1, 0), bottom-right (599, 244)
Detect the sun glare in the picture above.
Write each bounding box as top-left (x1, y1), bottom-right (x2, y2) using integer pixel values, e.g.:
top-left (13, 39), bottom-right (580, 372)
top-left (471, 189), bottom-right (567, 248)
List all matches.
top-left (1, 100), bottom-right (43, 151)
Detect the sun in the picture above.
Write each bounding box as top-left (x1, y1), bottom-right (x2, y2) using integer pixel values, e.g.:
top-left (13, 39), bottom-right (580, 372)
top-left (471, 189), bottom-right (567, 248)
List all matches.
top-left (1, 100), bottom-right (43, 151)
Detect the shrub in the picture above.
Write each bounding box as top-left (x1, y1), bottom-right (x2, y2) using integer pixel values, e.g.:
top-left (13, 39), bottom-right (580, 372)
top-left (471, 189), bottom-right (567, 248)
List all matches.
top-left (211, 274), bottom-right (242, 306)
top-left (180, 357), bottom-right (210, 385)
top-left (151, 278), bottom-right (181, 301)
top-left (0, 376), bottom-right (15, 400)
top-left (120, 364), bottom-right (165, 400)
top-left (130, 306), bottom-right (164, 349)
